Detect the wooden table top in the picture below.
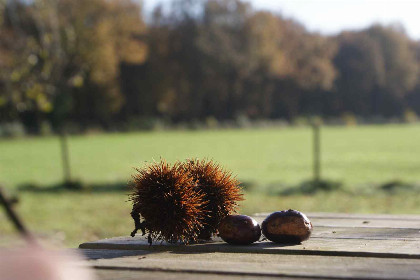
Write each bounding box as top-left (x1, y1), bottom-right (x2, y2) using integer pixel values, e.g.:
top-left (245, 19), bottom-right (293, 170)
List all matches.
top-left (79, 213), bottom-right (420, 280)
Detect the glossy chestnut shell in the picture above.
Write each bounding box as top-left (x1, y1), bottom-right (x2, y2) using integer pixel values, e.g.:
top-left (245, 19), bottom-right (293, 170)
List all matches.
top-left (218, 215), bottom-right (261, 245)
top-left (261, 209), bottom-right (313, 244)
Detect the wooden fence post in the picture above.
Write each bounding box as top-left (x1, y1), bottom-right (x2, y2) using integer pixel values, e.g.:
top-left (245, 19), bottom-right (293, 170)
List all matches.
top-left (60, 130), bottom-right (72, 184)
top-left (313, 124), bottom-right (321, 183)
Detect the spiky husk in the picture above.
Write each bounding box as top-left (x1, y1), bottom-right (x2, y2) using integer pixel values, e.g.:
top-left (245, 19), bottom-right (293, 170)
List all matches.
top-left (129, 161), bottom-right (206, 244)
top-left (184, 159), bottom-right (243, 239)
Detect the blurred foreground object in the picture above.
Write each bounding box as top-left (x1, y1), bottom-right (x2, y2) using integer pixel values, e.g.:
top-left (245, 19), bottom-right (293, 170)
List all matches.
top-left (0, 186), bottom-right (34, 242)
top-left (0, 185), bottom-right (95, 279)
top-left (0, 246), bottom-right (96, 280)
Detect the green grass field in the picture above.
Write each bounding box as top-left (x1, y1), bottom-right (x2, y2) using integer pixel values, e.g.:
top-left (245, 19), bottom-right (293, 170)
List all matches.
top-left (1, 124), bottom-right (420, 247)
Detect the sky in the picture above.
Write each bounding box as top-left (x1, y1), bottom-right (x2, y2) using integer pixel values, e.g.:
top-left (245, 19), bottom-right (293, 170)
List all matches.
top-left (142, 0), bottom-right (420, 40)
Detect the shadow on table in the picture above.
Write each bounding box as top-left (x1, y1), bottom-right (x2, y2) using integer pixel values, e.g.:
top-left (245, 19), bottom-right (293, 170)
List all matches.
top-left (166, 240), bottom-right (301, 256)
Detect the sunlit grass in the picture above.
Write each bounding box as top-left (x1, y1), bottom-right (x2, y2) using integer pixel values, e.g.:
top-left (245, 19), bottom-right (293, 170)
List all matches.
top-left (1, 124), bottom-right (420, 188)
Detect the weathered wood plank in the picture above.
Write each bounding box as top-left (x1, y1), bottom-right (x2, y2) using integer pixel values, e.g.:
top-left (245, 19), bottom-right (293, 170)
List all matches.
top-left (93, 269), bottom-right (315, 280)
top-left (80, 226), bottom-right (420, 249)
top-left (79, 235), bottom-right (420, 259)
top-left (80, 249), bottom-right (150, 260)
top-left (300, 218), bottom-right (420, 229)
top-left (311, 226), bottom-right (420, 240)
top-left (252, 216), bottom-right (420, 229)
top-left (79, 213), bottom-right (420, 279)
top-left (81, 249), bottom-right (420, 280)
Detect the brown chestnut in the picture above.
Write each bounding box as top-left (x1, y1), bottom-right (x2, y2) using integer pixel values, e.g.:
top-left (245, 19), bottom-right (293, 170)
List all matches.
top-left (218, 215), bottom-right (261, 245)
top-left (262, 209), bottom-right (312, 244)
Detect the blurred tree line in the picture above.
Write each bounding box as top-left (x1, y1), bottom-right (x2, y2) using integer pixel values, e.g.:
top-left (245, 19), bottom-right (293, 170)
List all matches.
top-left (1, 0), bottom-right (420, 133)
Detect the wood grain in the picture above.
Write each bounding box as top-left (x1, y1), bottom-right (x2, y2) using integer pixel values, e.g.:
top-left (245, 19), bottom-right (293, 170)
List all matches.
top-left (93, 268), bottom-right (320, 280)
top-left (311, 226), bottom-right (420, 240)
top-left (81, 249), bottom-right (420, 280)
top-left (79, 235), bottom-right (420, 259)
top-left (79, 213), bottom-right (420, 279)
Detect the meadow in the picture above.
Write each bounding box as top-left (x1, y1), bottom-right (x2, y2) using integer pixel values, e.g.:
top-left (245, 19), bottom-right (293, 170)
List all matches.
top-left (1, 124), bottom-right (420, 247)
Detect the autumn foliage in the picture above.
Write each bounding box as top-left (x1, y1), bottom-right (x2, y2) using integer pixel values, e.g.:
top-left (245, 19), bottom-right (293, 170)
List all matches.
top-left (1, 0), bottom-right (420, 131)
